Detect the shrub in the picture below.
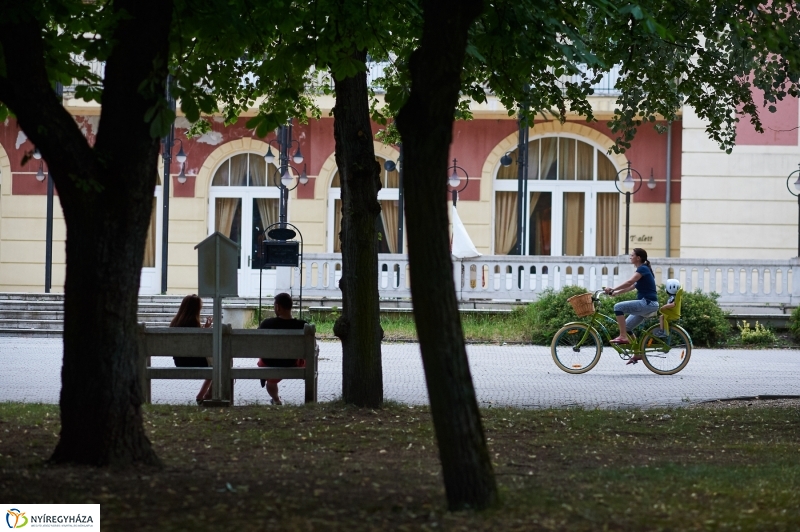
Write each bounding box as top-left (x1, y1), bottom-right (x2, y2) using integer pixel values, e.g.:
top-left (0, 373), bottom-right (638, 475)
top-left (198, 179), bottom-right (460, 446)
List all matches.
top-left (789, 306), bottom-right (800, 342)
top-left (737, 320), bottom-right (777, 345)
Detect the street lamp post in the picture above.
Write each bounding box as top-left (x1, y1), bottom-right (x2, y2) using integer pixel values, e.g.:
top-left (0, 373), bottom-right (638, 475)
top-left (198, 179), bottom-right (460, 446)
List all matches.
top-left (32, 148), bottom-right (54, 293)
top-left (160, 76), bottom-right (177, 294)
top-left (787, 163), bottom-right (800, 257)
top-left (264, 120), bottom-right (305, 227)
top-left (33, 82), bottom-right (63, 294)
top-left (446, 158), bottom-right (470, 207)
top-left (515, 111), bottom-right (529, 256)
top-left (160, 127), bottom-right (187, 294)
top-left (614, 161), bottom-right (643, 255)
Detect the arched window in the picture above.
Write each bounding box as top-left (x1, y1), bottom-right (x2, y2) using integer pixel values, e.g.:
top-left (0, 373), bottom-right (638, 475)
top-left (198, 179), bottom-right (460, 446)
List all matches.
top-left (494, 135), bottom-right (620, 256)
top-left (328, 157), bottom-right (401, 253)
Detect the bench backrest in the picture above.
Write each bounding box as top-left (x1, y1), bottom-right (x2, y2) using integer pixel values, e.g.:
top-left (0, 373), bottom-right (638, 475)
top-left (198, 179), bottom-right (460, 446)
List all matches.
top-left (137, 323), bottom-right (318, 404)
top-left (139, 323), bottom-right (316, 361)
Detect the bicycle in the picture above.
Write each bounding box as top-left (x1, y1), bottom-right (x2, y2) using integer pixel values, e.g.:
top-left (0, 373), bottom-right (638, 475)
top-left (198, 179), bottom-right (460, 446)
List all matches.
top-left (550, 290), bottom-right (693, 375)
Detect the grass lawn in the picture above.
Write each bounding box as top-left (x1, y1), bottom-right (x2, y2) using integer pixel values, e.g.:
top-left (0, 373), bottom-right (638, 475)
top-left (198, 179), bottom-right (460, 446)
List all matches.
top-left (1, 401), bottom-right (799, 530)
top-left (309, 310), bottom-right (535, 344)
top-left (305, 310), bottom-right (799, 348)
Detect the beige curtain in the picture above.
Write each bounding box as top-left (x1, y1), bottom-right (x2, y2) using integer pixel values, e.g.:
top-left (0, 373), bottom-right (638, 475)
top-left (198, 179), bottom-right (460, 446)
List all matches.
top-left (577, 141), bottom-right (593, 180)
top-left (526, 139), bottom-right (540, 179)
top-left (596, 192), bottom-right (620, 255)
top-left (385, 166), bottom-right (399, 189)
top-left (541, 138), bottom-right (558, 180)
top-left (333, 199), bottom-right (343, 252)
top-left (212, 161), bottom-right (229, 186)
top-left (559, 138), bottom-right (575, 180)
top-left (143, 198), bottom-right (157, 268)
top-left (229, 154), bottom-right (248, 186)
top-left (249, 154), bottom-right (267, 186)
top-left (494, 192), bottom-right (518, 254)
top-left (597, 154), bottom-right (617, 181)
top-left (529, 191), bottom-right (541, 217)
top-left (531, 192), bottom-right (552, 255)
top-left (256, 198), bottom-right (278, 233)
top-left (380, 200), bottom-right (398, 253)
top-left (215, 198), bottom-right (240, 240)
top-left (562, 192), bottom-right (584, 255)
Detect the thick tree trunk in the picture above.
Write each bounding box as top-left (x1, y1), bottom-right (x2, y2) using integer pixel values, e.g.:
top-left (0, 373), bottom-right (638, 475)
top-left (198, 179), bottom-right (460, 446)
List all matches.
top-left (331, 49), bottom-right (384, 408)
top-left (395, 0), bottom-right (496, 511)
top-left (52, 161), bottom-right (160, 466)
top-left (0, 0), bottom-right (171, 466)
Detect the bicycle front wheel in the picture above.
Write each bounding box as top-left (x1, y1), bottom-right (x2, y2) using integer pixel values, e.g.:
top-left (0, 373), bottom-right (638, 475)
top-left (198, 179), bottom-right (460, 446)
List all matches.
top-left (551, 323), bottom-right (602, 374)
top-left (641, 325), bottom-right (692, 375)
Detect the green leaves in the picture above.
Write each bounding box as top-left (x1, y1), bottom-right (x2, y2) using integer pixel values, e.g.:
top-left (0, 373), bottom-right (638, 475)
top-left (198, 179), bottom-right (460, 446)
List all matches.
top-left (74, 84), bottom-right (103, 104)
top-left (330, 54), bottom-right (367, 81)
top-left (144, 97), bottom-right (176, 139)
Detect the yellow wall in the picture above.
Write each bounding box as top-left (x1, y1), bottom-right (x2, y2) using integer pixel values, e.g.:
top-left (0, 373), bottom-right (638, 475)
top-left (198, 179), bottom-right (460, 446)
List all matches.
top-left (624, 203), bottom-right (681, 258)
top-left (0, 144), bottom-right (68, 292)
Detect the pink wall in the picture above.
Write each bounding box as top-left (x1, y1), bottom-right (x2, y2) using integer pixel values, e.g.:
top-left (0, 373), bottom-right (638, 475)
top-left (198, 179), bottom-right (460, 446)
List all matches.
top-left (450, 120), bottom-right (519, 201)
top-left (737, 92), bottom-right (799, 146)
top-left (574, 120), bottom-right (682, 204)
top-left (2, 113), bottom-right (681, 203)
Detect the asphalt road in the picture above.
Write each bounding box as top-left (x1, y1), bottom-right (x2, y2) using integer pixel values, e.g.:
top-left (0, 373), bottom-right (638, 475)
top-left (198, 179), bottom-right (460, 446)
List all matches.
top-left (2, 338), bottom-right (798, 409)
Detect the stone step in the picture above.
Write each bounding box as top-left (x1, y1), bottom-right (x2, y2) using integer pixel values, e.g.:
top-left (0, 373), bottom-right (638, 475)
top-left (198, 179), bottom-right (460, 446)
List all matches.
top-left (0, 302), bottom-right (64, 312)
top-left (0, 319), bottom-right (68, 330)
top-left (0, 292), bottom-right (65, 302)
top-left (0, 328), bottom-right (64, 338)
top-left (0, 310), bottom-right (64, 320)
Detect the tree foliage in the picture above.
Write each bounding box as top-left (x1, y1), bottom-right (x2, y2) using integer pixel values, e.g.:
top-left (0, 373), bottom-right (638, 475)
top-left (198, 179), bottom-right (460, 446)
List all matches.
top-left (373, 0), bottom-right (800, 153)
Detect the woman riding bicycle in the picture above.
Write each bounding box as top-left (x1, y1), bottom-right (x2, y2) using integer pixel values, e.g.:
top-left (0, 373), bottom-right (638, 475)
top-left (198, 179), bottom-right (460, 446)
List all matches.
top-left (603, 248), bottom-right (659, 356)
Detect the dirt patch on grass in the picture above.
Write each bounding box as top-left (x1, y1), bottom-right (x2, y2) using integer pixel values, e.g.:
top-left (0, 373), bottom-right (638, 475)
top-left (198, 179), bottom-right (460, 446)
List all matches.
top-left (2, 402), bottom-right (799, 530)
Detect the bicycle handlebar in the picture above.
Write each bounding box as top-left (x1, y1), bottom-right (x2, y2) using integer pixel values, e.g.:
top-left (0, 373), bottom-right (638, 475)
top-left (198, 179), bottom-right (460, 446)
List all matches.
top-left (592, 289), bottom-right (606, 301)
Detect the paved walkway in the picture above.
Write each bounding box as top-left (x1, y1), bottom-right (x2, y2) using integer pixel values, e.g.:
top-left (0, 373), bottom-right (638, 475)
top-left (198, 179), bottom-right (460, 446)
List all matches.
top-left (2, 338), bottom-right (798, 409)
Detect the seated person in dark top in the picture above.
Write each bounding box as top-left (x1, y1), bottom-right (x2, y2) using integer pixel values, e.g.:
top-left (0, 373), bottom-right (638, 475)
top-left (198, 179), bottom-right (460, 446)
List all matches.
top-left (170, 294), bottom-right (213, 404)
top-left (258, 292), bottom-right (307, 405)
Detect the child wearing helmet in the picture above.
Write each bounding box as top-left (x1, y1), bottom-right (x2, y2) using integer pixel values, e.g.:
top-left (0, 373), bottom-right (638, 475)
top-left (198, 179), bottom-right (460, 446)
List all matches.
top-left (656, 279), bottom-right (683, 336)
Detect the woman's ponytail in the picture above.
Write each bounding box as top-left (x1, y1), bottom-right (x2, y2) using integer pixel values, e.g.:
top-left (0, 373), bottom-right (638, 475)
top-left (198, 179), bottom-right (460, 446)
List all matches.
top-left (633, 248), bottom-right (653, 274)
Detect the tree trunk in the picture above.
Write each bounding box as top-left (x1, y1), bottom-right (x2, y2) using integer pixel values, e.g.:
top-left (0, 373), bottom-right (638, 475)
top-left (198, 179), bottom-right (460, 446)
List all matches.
top-left (52, 160), bottom-right (161, 466)
top-left (331, 49), bottom-right (384, 408)
top-left (395, 0), bottom-right (496, 511)
top-left (0, 0), bottom-right (171, 466)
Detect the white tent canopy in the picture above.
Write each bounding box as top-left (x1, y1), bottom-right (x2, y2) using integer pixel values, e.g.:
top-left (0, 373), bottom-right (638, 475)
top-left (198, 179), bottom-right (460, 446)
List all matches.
top-left (451, 205), bottom-right (481, 259)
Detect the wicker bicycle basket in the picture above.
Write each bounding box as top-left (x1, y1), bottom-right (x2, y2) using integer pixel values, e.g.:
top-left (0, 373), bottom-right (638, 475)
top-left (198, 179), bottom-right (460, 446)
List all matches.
top-left (567, 292), bottom-right (595, 318)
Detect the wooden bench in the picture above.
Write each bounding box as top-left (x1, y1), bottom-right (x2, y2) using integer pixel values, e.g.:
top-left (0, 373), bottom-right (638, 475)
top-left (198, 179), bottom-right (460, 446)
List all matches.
top-left (137, 323), bottom-right (318, 404)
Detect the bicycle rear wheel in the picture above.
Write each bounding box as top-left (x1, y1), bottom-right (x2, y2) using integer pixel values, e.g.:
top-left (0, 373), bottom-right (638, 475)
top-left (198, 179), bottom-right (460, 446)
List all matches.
top-left (551, 323), bottom-right (602, 374)
top-left (640, 325), bottom-right (692, 375)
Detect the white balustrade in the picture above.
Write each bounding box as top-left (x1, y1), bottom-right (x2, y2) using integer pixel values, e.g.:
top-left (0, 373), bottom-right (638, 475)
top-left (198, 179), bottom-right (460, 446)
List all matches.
top-left (292, 254), bottom-right (800, 306)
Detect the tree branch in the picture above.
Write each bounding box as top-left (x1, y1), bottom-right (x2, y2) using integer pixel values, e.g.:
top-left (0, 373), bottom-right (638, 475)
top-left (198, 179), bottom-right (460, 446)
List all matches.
top-left (0, 16), bottom-right (95, 201)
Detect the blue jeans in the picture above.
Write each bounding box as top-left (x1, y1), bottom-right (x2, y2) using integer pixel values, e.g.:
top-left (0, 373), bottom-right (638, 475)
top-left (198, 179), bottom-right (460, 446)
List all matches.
top-left (614, 298), bottom-right (659, 333)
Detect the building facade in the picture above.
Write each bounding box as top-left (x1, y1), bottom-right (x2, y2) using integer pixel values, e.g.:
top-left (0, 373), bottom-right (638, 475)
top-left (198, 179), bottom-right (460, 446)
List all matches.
top-left (0, 91), bottom-right (797, 295)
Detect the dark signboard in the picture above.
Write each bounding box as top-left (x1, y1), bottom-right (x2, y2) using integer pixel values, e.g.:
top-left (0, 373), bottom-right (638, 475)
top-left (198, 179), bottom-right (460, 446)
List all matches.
top-left (262, 241), bottom-right (300, 267)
